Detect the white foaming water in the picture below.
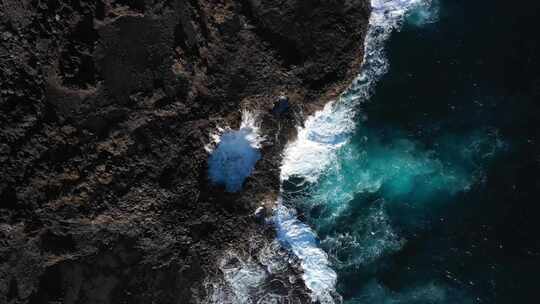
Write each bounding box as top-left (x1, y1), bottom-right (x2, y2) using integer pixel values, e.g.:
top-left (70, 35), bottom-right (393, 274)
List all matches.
top-left (208, 111), bottom-right (263, 192)
top-left (271, 202), bottom-right (338, 304)
top-left (201, 239), bottom-right (296, 304)
top-left (206, 251), bottom-right (268, 304)
top-left (280, 101), bottom-right (355, 183)
top-left (275, 0), bottom-right (438, 302)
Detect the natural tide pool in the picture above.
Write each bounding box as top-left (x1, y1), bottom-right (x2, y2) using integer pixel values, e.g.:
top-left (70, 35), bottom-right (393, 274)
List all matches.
top-left (278, 0), bottom-right (540, 303)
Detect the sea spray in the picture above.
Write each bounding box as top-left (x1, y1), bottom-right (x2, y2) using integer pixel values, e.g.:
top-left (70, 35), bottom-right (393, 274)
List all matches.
top-left (208, 111), bottom-right (263, 192)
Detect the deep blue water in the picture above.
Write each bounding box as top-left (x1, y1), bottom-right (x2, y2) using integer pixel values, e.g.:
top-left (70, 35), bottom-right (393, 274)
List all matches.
top-left (282, 0), bottom-right (540, 303)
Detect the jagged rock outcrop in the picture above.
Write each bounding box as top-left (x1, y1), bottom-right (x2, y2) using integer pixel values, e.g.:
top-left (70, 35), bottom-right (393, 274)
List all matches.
top-left (0, 0), bottom-right (369, 303)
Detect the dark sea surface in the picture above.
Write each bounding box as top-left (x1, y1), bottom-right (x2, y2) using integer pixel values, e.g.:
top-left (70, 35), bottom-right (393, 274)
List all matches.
top-left (282, 0), bottom-right (540, 302)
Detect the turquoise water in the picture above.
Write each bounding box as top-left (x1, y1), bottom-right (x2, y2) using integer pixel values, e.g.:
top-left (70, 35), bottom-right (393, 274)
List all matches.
top-left (280, 0), bottom-right (540, 303)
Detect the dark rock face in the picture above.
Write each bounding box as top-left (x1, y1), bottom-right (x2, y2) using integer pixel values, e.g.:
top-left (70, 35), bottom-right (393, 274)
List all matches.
top-left (0, 0), bottom-right (369, 303)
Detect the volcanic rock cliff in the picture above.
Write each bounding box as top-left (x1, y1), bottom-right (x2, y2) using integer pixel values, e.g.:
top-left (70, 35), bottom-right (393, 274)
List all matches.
top-left (0, 0), bottom-right (369, 303)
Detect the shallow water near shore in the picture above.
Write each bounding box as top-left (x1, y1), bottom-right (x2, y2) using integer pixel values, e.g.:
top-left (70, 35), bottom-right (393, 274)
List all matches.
top-left (279, 0), bottom-right (540, 303)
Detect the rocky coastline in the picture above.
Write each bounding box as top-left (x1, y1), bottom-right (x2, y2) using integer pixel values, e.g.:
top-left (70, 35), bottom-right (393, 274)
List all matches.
top-left (0, 1), bottom-right (369, 302)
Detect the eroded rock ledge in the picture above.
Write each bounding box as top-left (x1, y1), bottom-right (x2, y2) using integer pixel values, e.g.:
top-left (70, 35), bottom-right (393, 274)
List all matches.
top-left (0, 0), bottom-right (369, 303)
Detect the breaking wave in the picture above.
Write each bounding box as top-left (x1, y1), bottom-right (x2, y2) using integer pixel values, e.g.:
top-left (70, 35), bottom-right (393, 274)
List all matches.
top-left (281, 0), bottom-right (438, 183)
top-left (270, 202), bottom-right (339, 304)
top-left (274, 0), bottom-right (440, 302)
